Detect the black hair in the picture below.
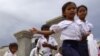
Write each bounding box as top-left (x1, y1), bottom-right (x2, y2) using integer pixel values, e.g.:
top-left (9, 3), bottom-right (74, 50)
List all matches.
top-left (62, 1), bottom-right (76, 17)
top-left (35, 38), bottom-right (38, 45)
top-left (9, 43), bottom-right (18, 49)
top-left (41, 24), bottom-right (50, 30)
top-left (77, 5), bottom-right (88, 13)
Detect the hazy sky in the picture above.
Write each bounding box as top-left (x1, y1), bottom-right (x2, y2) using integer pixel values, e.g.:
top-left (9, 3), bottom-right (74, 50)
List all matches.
top-left (0, 0), bottom-right (100, 47)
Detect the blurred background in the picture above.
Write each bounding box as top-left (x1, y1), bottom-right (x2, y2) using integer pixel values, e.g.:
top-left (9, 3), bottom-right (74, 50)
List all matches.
top-left (0, 0), bottom-right (100, 47)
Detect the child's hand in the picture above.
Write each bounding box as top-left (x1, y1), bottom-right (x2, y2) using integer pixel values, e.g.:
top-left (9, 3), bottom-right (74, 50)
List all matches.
top-left (42, 42), bottom-right (50, 47)
top-left (86, 32), bottom-right (90, 36)
top-left (29, 28), bottom-right (38, 34)
top-left (32, 28), bottom-right (38, 33)
top-left (81, 32), bottom-right (90, 41)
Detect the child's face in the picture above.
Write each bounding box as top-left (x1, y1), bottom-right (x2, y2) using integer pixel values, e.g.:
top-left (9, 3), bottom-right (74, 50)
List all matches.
top-left (10, 47), bottom-right (18, 54)
top-left (43, 28), bottom-right (49, 37)
top-left (77, 7), bottom-right (87, 20)
top-left (63, 4), bottom-right (76, 19)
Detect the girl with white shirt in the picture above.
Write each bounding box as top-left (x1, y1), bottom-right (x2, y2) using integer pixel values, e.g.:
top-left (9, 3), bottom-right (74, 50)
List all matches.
top-left (76, 5), bottom-right (98, 56)
top-left (76, 5), bottom-right (90, 56)
top-left (30, 2), bottom-right (82, 56)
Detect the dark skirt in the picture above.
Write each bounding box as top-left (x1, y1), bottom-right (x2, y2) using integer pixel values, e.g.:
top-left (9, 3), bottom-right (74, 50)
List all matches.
top-left (62, 40), bottom-right (80, 56)
top-left (78, 40), bottom-right (89, 56)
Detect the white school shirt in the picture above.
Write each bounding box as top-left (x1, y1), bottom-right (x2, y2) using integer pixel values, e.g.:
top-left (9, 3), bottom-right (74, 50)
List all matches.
top-left (50, 20), bottom-right (82, 41)
top-left (30, 47), bottom-right (40, 56)
top-left (76, 19), bottom-right (98, 56)
top-left (36, 36), bottom-right (58, 56)
top-left (76, 19), bottom-right (93, 35)
top-left (3, 50), bottom-right (17, 56)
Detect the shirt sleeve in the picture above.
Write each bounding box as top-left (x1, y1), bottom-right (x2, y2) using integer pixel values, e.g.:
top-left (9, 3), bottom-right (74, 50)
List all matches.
top-left (50, 21), bottom-right (69, 33)
top-left (30, 49), bottom-right (35, 56)
top-left (36, 38), bottom-right (40, 48)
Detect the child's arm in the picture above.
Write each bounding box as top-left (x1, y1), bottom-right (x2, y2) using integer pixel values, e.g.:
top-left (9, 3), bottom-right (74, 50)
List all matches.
top-left (48, 44), bottom-right (57, 50)
top-left (30, 28), bottom-right (55, 35)
top-left (42, 42), bottom-right (57, 50)
top-left (81, 32), bottom-right (91, 41)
